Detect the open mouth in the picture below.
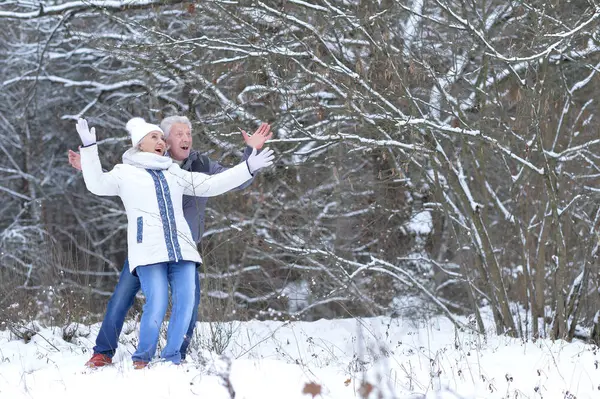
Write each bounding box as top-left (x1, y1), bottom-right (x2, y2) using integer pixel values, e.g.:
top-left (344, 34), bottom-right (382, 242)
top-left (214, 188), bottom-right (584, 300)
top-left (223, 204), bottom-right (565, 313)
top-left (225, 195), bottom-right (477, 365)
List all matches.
top-left (180, 146), bottom-right (189, 151)
top-left (154, 148), bottom-right (164, 155)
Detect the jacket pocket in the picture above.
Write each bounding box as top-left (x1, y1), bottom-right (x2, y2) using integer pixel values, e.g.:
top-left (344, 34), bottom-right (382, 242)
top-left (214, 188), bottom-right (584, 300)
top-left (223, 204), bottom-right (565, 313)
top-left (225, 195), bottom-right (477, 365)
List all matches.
top-left (136, 216), bottom-right (143, 243)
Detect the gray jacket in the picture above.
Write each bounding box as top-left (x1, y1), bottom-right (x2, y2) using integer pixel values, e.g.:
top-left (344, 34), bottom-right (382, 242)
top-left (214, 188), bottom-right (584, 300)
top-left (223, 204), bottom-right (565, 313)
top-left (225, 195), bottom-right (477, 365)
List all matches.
top-left (180, 147), bottom-right (254, 244)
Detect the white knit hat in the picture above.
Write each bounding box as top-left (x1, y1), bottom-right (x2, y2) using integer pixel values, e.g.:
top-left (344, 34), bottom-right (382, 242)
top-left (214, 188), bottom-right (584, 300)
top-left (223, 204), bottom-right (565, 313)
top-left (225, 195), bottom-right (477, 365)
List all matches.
top-left (125, 117), bottom-right (164, 148)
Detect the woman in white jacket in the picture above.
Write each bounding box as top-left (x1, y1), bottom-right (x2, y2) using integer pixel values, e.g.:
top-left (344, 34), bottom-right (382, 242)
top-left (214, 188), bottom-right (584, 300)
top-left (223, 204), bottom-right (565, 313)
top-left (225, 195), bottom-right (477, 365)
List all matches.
top-left (75, 117), bottom-right (273, 368)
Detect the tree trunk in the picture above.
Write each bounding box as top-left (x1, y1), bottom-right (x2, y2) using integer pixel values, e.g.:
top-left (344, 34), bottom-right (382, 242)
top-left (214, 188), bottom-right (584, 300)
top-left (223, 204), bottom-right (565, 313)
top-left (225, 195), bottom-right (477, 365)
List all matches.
top-left (542, 159), bottom-right (567, 340)
top-left (566, 265), bottom-right (588, 342)
top-left (533, 211), bottom-right (550, 338)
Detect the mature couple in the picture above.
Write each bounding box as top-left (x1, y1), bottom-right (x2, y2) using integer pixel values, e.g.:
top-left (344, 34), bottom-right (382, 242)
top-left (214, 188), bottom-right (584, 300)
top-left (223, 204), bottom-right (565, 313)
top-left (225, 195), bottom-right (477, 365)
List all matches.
top-left (69, 115), bottom-right (273, 369)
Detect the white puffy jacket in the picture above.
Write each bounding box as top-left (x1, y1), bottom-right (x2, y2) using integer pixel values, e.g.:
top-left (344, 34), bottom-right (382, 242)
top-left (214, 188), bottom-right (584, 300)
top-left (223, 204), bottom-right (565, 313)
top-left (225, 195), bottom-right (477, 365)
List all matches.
top-left (80, 144), bottom-right (252, 272)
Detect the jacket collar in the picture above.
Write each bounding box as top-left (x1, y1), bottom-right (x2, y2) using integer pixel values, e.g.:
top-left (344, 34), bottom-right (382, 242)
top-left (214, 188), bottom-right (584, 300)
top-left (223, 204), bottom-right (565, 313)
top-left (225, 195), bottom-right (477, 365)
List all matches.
top-left (180, 150), bottom-right (201, 171)
top-left (122, 148), bottom-right (173, 170)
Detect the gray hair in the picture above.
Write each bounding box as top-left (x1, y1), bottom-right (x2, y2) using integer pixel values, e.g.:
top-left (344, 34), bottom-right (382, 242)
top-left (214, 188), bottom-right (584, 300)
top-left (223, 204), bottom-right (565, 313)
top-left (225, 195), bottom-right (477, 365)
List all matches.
top-left (160, 115), bottom-right (192, 138)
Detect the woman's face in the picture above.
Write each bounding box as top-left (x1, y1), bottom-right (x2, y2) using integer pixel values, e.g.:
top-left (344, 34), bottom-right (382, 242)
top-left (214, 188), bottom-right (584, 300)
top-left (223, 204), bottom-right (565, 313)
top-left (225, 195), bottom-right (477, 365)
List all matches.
top-left (138, 130), bottom-right (167, 155)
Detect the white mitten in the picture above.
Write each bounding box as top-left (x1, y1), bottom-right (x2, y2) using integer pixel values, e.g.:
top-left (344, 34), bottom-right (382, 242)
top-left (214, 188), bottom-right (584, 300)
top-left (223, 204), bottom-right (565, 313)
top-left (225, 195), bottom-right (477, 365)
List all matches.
top-left (76, 118), bottom-right (97, 147)
top-left (246, 147), bottom-right (274, 174)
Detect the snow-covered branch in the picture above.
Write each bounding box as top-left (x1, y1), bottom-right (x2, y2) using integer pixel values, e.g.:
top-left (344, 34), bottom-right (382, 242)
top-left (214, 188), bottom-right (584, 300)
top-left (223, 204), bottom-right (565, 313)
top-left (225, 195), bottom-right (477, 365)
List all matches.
top-left (0, 0), bottom-right (186, 19)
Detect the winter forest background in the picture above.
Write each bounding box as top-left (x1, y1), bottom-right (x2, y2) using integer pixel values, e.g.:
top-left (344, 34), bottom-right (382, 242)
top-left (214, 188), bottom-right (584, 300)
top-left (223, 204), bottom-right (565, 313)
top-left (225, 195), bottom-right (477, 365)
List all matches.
top-left (1, 0), bottom-right (600, 344)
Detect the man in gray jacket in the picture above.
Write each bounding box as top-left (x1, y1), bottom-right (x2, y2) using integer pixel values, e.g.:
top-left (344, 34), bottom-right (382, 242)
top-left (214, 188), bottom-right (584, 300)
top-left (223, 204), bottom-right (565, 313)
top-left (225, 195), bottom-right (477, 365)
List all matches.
top-left (68, 116), bottom-right (272, 367)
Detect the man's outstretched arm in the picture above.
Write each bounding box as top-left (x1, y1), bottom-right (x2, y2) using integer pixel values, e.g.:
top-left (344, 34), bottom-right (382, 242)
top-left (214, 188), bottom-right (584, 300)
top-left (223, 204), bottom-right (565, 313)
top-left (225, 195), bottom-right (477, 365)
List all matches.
top-left (206, 122), bottom-right (273, 190)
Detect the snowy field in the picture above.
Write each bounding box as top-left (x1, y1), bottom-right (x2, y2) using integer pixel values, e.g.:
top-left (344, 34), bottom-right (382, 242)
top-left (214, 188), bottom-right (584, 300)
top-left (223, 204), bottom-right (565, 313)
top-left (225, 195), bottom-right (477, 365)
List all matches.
top-left (0, 315), bottom-right (598, 399)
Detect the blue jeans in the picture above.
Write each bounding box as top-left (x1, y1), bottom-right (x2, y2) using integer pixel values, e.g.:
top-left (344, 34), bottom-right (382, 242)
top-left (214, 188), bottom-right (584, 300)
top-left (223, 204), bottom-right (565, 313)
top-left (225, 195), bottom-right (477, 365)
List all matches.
top-left (132, 260), bottom-right (196, 364)
top-left (93, 260), bottom-right (201, 360)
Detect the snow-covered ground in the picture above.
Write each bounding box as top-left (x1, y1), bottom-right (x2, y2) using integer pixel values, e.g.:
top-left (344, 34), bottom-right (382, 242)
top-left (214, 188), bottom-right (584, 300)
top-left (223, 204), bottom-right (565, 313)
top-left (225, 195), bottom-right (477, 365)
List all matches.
top-left (0, 315), bottom-right (598, 399)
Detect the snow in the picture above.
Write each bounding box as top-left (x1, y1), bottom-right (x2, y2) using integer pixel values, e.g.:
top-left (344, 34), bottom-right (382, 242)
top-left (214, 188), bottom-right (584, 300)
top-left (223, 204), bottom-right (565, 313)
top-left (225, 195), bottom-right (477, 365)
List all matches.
top-left (407, 211), bottom-right (432, 235)
top-left (401, 0), bottom-right (424, 58)
top-left (281, 279), bottom-right (311, 313)
top-left (0, 315), bottom-right (598, 398)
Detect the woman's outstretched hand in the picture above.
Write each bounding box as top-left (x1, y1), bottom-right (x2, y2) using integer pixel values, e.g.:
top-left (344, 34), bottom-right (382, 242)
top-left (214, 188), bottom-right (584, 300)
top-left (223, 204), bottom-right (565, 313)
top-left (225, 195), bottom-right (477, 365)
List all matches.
top-left (76, 118), bottom-right (96, 147)
top-left (246, 147), bottom-right (274, 174)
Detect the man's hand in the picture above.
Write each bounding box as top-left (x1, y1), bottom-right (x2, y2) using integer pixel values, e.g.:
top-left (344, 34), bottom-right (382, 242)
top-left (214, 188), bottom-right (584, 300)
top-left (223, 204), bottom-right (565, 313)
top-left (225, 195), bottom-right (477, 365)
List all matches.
top-left (241, 122), bottom-right (273, 150)
top-left (68, 149), bottom-right (82, 171)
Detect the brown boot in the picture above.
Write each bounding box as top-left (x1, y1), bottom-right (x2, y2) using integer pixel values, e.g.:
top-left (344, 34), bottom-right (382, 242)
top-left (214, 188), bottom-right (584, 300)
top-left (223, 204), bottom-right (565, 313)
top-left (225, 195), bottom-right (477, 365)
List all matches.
top-left (133, 360), bottom-right (149, 369)
top-left (85, 353), bottom-right (112, 368)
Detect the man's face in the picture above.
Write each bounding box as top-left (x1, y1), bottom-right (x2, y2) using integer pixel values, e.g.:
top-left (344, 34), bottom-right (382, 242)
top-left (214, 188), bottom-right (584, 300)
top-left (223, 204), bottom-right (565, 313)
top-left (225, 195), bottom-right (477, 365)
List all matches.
top-left (166, 122), bottom-right (193, 161)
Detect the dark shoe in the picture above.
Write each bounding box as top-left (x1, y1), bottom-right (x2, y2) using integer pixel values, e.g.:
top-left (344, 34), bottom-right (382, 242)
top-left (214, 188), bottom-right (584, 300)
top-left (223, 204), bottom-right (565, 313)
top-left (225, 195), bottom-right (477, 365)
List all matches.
top-left (85, 353), bottom-right (112, 368)
top-left (133, 360), bottom-right (149, 369)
